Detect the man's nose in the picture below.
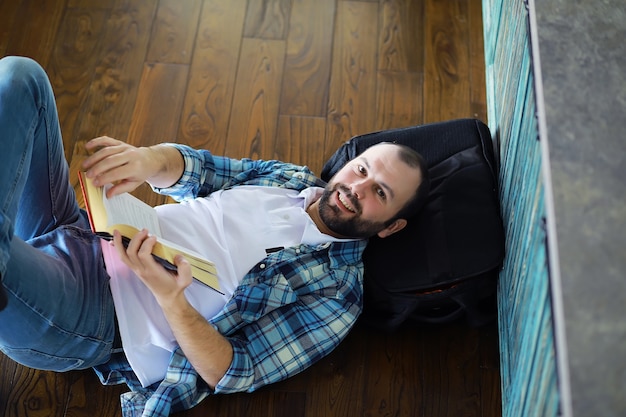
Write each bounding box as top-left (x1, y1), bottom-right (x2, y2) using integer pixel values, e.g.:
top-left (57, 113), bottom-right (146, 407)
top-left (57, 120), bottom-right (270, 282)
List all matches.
top-left (350, 179), bottom-right (370, 199)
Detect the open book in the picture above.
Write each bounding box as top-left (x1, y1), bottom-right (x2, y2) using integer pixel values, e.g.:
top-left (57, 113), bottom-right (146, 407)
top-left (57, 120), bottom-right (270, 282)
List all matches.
top-left (78, 171), bottom-right (221, 294)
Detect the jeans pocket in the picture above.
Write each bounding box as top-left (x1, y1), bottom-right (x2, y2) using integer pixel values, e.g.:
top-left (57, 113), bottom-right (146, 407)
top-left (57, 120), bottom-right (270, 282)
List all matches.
top-left (0, 346), bottom-right (85, 372)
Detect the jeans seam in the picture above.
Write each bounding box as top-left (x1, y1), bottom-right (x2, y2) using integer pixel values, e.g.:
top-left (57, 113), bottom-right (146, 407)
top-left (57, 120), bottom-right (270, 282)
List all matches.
top-left (6, 283), bottom-right (108, 345)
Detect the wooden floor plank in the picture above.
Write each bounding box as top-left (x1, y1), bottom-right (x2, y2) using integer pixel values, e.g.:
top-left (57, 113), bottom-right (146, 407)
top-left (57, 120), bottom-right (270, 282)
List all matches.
top-left (67, 0), bottom-right (117, 8)
top-left (0, 0), bottom-right (22, 57)
top-left (376, 71), bottom-right (424, 130)
top-left (325, 1), bottom-right (379, 161)
top-left (378, 0), bottom-right (425, 72)
top-left (421, 323), bottom-right (482, 417)
top-left (48, 7), bottom-right (109, 162)
top-left (127, 62), bottom-right (189, 147)
top-left (225, 38), bottom-right (286, 160)
top-left (1, 365), bottom-right (70, 417)
top-left (0, 354), bottom-right (18, 417)
top-left (423, 0), bottom-right (471, 123)
top-left (243, 0), bottom-right (292, 40)
top-left (64, 370), bottom-right (126, 417)
top-left (276, 115), bottom-right (327, 175)
top-left (146, 0), bottom-right (202, 65)
top-left (177, 0), bottom-right (246, 151)
top-left (361, 324), bottom-right (425, 417)
top-left (268, 391), bottom-right (307, 417)
top-left (480, 322), bottom-right (504, 417)
top-left (3, 0), bottom-right (66, 67)
top-left (73, 0), bottom-right (159, 144)
top-left (302, 324), bottom-right (368, 417)
top-left (127, 62), bottom-right (190, 205)
top-left (279, 0), bottom-right (335, 117)
top-left (468, 0), bottom-right (488, 122)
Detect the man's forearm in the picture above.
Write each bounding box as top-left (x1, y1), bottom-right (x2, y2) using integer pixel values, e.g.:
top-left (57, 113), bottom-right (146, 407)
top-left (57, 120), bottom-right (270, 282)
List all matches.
top-left (161, 295), bottom-right (233, 389)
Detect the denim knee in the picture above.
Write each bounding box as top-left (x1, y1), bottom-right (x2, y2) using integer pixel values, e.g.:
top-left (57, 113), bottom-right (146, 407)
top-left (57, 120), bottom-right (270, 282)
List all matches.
top-left (0, 56), bottom-right (50, 108)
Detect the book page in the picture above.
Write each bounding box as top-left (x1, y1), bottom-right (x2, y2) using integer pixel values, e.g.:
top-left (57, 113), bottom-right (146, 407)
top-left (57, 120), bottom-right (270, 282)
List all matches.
top-left (103, 185), bottom-right (162, 237)
top-left (79, 172), bottom-right (220, 292)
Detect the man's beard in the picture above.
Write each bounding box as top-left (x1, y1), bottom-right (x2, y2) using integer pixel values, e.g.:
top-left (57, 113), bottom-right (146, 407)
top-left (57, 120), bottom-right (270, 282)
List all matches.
top-left (318, 184), bottom-right (387, 238)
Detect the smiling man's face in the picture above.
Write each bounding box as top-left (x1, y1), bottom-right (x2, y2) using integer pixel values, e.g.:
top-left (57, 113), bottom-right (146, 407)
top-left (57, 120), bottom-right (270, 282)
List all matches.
top-left (318, 143), bottom-right (423, 239)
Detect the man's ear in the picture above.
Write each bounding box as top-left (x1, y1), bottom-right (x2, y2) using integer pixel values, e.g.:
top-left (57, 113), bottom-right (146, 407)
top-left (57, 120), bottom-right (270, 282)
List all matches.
top-left (377, 218), bottom-right (407, 238)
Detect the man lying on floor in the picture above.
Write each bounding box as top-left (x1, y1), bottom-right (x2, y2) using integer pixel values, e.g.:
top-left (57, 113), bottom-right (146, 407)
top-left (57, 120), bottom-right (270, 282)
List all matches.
top-left (0, 56), bottom-right (428, 416)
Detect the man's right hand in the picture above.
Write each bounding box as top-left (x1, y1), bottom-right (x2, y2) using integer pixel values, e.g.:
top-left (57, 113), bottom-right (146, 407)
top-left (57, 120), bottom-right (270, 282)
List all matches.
top-left (82, 137), bottom-right (184, 198)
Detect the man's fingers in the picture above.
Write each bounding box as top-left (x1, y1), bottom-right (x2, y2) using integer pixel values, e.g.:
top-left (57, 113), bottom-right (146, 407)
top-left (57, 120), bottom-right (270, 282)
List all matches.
top-left (105, 180), bottom-right (142, 198)
top-left (112, 229), bottom-right (130, 263)
top-left (84, 136), bottom-right (124, 151)
top-left (114, 229), bottom-right (152, 268)
top-left (137, 233), bottom-right (158, 263)
top-left (175, 255), bottom-right (191, 274)
top-left (82, 137), bottom-right (124, 169)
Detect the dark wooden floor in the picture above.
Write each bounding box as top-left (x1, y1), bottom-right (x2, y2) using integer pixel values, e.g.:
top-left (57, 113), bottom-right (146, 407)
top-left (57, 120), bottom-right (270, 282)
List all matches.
top-left (0, 0), bottom-right (501, 416)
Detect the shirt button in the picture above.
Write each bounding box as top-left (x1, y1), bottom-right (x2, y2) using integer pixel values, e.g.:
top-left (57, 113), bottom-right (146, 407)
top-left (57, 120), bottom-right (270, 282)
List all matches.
top-left (259, 263), bottom-right (266, 269)
top-left (295, 248), bottom-right (301, 254)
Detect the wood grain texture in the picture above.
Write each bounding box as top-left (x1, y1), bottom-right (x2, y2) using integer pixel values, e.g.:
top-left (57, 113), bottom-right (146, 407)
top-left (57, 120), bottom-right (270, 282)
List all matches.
top-left (243, 0), bottom-right (292, 40)
top-left (0, 355), bottom-right (18, 417)
top-left (276, 116), bottom-right (327, 176)
top-left (225, 38), bottom-right (286, 160)
top-left (423, 0), bottom-right (471, 123)
top-left (146, 0), bottom-right (202, 65)
top-left (325, 1), bottom-right (378, 161)
top-left (127, 63), bottom-right (189, 146)
top-left (376, 71), bottom-right (424, 130)
top-left (64, 371), bottom-right (125, 417)
top-left (480, 323), bottom-right (504, 417)
top-left (2, 365), bottom-right (69, 417)
top-left (378, 0), bottom-right (425, 72)
top-left (48, 7), bottom-right (109, 161)
top-left (177, 0), bottom-right (247, 151)
top-left (74, 0), bottom-right (159, 143)
top-left (361, 325), bottom-right (424, 417)
top-left (468, 0), bottom-right (487, 122)
top-left (279, 0), bottom-right (335, 117)
top-left (421, 323), bottom-right (482, 417)
top-left (67, 0), bottom-right (117, 8)
top-left (127, 62), bottom-right (189, 205)
top-left (3, 0), bottom-right (65, 66)
top-left (302, 325), bottom-right (368, 417)
top-left (0, 0), bottom-right (22, 57)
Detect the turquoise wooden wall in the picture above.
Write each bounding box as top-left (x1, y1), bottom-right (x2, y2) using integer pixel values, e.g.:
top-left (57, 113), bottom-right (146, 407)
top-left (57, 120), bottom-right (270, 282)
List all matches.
top-left (482, 0), bottom-right (560, 416)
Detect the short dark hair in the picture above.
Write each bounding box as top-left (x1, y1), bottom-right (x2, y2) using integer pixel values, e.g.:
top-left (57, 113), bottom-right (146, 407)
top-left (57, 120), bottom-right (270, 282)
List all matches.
top-left (382, 143), bottom-right (430, 225)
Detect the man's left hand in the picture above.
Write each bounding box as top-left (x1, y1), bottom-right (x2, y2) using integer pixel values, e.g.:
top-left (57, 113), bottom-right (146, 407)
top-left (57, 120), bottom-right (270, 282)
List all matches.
top-left (113, 228), bottom-right (192, 307)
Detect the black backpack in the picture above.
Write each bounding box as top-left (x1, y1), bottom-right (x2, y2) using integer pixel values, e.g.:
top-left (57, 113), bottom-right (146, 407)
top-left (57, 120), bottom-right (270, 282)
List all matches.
top-left (321, 119), bottom-right (505, 331)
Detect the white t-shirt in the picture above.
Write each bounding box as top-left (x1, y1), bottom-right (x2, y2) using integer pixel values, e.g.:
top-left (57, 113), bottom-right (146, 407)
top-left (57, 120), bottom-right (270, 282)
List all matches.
top-left (103, 186), bottom-right (348, 386)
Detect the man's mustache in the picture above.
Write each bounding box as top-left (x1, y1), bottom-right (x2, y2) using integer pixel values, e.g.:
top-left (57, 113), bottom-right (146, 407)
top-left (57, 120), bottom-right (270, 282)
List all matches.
top-left (333, 184), bottom-right (362, 214)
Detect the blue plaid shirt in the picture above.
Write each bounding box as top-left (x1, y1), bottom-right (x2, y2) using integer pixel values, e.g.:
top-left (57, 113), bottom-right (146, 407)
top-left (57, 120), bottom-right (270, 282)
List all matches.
top-left (93, 144), bottom-right (367, 416)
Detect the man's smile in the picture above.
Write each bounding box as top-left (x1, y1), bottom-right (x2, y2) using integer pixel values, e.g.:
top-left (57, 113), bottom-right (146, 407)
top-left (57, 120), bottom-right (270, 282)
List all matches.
top-left (336, 189), bottom-right (358, 213)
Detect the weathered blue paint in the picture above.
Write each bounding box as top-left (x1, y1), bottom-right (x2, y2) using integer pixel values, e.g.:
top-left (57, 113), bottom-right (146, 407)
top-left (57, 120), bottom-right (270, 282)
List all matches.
top-left (483, 0), bottom-right (560, 416)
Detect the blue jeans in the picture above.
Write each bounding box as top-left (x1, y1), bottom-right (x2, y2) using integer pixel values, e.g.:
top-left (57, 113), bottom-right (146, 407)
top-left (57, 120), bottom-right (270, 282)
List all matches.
top-left (0, 56), bottom-right (115, 371)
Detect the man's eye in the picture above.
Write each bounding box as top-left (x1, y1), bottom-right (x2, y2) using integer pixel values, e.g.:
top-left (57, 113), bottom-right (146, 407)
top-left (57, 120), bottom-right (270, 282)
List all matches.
top-left (376, 188), bottom-right (386, 199)
top-left (358, 165), bottom-right (367, 175)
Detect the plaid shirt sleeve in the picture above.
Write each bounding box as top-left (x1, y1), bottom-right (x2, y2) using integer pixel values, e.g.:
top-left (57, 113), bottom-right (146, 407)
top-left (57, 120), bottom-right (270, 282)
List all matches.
top-left (150, 143), bottom-right (325, 200)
